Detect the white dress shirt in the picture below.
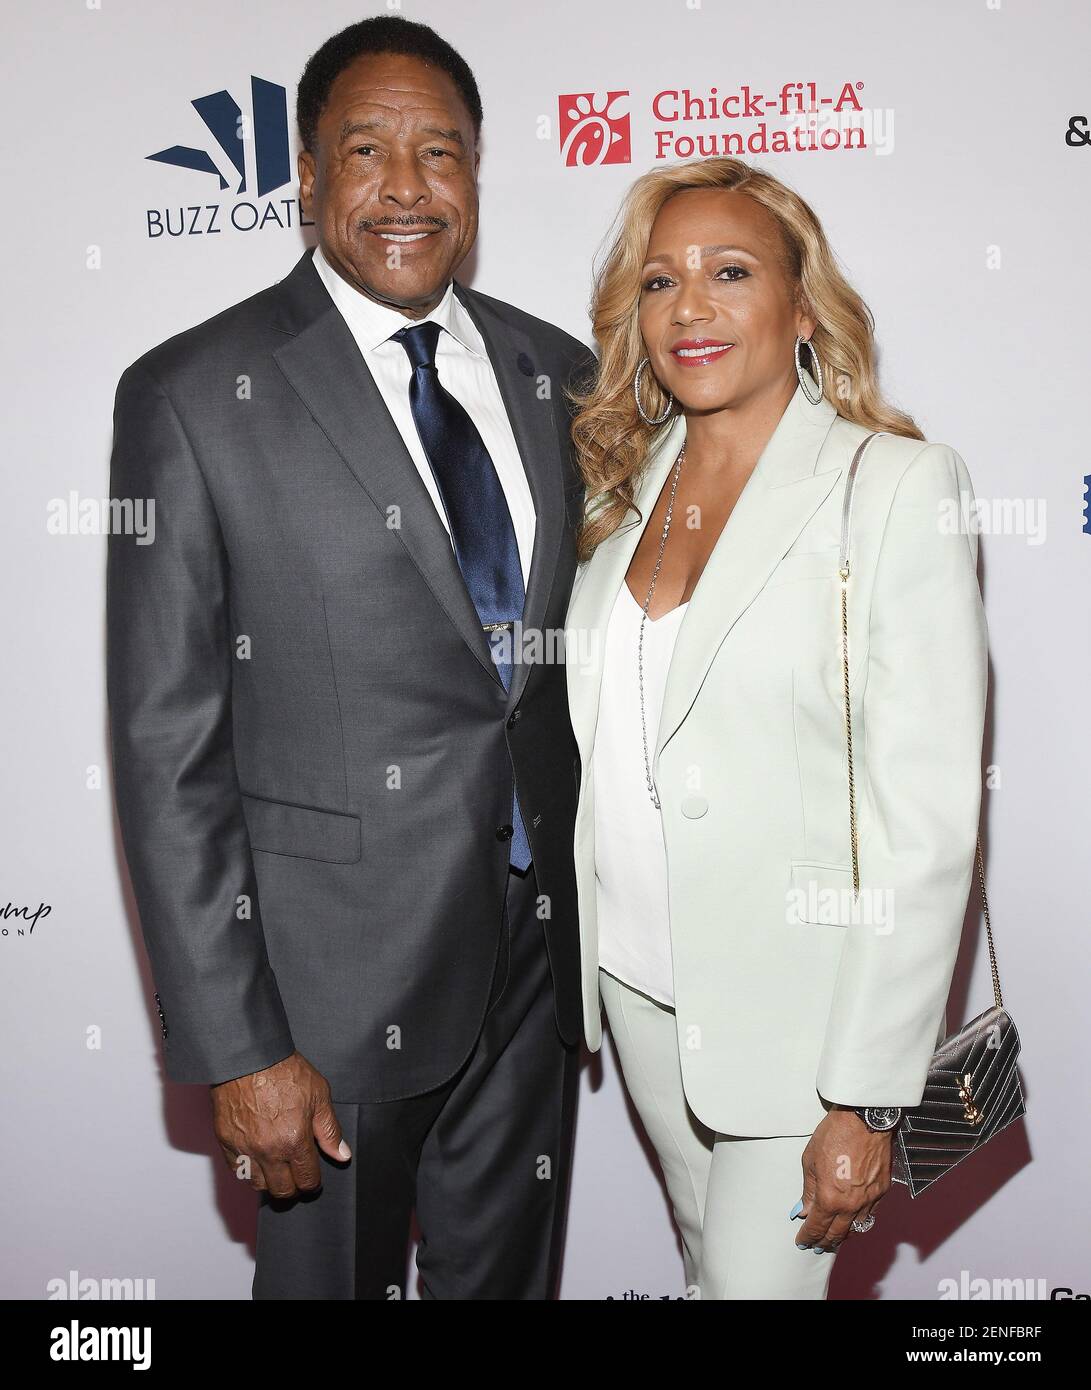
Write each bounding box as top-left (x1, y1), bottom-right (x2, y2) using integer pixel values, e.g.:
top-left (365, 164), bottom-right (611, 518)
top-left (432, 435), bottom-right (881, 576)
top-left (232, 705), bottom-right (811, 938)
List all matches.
top-left (311, 244), bottom-right (535, 586)
top-left (594, 583), bottom-right (689, 1007)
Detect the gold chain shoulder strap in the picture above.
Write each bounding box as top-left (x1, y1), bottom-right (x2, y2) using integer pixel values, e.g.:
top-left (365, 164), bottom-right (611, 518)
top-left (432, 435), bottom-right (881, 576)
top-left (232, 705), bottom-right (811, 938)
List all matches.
top-left (837, 433), bottom-right (1003, 1011)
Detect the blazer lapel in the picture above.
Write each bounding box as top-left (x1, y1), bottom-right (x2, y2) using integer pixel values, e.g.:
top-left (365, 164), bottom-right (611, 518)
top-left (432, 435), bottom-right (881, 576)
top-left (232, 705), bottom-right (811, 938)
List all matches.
top-left (567, 386), bottom-right (844, 770)
top-left (655, 385), bottom-right (842, 762)
top-left (567, 415), bottom-right (687, 766)
top-left (453, 283), bottom-right (567, 710)
top-left (270, 252), bottom-right (501, 688)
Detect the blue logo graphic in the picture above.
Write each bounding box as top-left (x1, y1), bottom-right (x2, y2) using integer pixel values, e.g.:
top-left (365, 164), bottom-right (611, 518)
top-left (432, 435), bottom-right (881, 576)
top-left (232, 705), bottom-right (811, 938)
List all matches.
top-left (147, 76), bottom-right (291, 198)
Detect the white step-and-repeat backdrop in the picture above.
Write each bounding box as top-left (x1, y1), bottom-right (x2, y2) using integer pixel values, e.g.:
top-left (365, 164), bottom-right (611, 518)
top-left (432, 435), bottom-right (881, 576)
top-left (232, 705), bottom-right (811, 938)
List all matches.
top-left (2, 0), bottom-right (1088, 1301)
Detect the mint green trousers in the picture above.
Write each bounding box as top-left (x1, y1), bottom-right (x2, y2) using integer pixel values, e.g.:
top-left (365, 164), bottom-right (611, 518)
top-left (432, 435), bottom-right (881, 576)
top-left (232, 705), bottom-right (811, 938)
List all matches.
top-left (599, 968), bottom-right (838, 1300)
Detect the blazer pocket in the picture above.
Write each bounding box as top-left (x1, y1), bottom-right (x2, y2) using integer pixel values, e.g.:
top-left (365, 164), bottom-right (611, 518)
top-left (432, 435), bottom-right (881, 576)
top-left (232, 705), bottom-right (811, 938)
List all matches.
top-left (241, 792), bottom-right (362, 864)
top-left (764, 547), bottom-right (841, 590)
top-left (790, 859), bottom-right (854, 926)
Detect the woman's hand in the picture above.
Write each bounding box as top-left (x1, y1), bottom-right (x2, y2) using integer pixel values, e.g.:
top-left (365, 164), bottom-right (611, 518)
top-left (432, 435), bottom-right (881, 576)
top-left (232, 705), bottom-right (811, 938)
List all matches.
top-left (794, 1107), bottom-right (893, 1252)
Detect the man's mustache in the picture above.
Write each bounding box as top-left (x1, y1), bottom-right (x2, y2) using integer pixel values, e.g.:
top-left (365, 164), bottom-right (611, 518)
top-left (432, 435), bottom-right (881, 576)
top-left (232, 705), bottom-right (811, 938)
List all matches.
top-left (358, 214), bottom-right (449, 231)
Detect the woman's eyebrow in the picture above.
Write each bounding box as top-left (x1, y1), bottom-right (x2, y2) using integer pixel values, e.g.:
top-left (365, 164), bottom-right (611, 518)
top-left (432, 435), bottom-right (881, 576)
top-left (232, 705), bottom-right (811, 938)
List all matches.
top-left (698, 243), bottom-right (760, 259)
top-left (642, 243), bottom-right (760, 268)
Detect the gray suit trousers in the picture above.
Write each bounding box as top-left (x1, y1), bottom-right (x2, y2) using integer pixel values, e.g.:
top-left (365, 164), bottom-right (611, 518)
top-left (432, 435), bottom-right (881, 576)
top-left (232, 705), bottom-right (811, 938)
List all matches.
top-left (253, 864), bottom-right (579, 1300)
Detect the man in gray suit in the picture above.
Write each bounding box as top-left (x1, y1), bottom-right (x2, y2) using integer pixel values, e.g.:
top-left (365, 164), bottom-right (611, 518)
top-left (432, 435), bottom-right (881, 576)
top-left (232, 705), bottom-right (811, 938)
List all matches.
top-left (107, 16), bottom-right (592, 1299)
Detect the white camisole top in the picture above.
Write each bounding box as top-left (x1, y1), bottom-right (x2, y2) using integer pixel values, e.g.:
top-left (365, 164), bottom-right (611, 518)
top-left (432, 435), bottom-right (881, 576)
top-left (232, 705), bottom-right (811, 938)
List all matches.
top-left (593, 583), bottom-right (689, 1007)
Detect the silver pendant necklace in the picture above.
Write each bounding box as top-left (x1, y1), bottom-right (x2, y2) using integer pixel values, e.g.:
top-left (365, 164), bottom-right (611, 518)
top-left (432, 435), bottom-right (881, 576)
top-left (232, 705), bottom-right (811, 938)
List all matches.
top-left (637, 445), bottom-right (685, 808)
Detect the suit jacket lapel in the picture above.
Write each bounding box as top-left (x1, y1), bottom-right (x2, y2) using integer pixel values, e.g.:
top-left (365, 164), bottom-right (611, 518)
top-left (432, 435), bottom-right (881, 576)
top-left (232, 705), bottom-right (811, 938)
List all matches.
top-left (271, 251), bottom-right (554, 692)
top-left (567, 415), bottom-right (686, 765)
top-left (656, 385), bottom-right (842, 761)
top-left (567, 386), bottom-right (844, 769)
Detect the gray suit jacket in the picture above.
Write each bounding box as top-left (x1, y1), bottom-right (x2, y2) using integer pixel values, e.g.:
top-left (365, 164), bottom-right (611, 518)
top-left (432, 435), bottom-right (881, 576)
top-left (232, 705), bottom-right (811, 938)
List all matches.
top-left (107, 249), bottom-right (592, 1099)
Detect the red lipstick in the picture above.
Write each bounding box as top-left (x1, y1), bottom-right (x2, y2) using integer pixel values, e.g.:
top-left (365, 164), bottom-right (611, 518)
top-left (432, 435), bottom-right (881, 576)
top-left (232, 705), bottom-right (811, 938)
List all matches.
top-left (669, 338), bottom-right (735, 367)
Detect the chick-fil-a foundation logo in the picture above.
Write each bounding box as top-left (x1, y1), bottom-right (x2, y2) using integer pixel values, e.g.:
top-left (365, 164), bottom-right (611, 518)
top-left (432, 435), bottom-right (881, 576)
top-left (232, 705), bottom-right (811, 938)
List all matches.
top-left (558, 92), bottom-right (632, 166)
top-left (559, 80), bottom-right (888, 164)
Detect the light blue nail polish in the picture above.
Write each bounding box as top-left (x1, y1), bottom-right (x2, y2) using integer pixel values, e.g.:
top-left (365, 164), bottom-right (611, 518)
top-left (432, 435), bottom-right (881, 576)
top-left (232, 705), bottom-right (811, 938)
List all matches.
top-left (788, 1199), bottom-right (803, 1220)
top-left (796, 1243), bottom-right (810, 1251)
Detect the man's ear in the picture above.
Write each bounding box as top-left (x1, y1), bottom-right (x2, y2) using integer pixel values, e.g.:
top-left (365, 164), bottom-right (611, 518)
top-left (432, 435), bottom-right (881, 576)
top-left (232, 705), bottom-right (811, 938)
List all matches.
top-left (297, 149), bottom-right (316, 214)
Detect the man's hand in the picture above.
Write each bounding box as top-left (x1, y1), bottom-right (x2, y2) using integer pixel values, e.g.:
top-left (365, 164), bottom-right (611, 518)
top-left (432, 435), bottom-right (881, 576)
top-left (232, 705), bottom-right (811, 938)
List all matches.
top-left (795, 1108), bottom-right (893, 1252)
top-left (210, 1051), bottom-right (351, 1198)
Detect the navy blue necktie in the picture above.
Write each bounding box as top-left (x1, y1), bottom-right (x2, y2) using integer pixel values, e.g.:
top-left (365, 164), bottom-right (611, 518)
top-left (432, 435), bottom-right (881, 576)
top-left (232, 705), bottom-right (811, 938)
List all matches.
top-left (393, 320), bottom-right (532, 871)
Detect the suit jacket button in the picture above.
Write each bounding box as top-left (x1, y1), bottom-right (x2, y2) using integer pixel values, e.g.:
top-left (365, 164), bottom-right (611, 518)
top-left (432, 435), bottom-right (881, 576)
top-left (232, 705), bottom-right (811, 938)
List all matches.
top-left (495, 824), bottom-right (514, 841)
top-left (680, 794), bottom-right (709, 819)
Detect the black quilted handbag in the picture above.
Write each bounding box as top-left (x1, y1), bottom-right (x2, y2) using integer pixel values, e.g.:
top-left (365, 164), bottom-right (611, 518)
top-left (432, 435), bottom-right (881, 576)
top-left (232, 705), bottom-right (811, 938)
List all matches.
top-left (837, 433), bottom-right (1026, 1199)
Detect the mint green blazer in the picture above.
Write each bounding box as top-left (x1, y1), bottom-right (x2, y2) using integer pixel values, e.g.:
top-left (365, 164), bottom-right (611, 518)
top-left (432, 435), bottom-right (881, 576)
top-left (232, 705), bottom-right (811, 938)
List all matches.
top-left (565, 383), bottom-right (989, 1136)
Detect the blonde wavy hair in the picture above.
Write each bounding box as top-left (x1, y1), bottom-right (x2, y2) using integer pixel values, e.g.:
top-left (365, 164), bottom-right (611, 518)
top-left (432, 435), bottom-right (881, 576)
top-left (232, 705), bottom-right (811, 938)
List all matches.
top-left (569, 157), bottom-right (923, 561)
